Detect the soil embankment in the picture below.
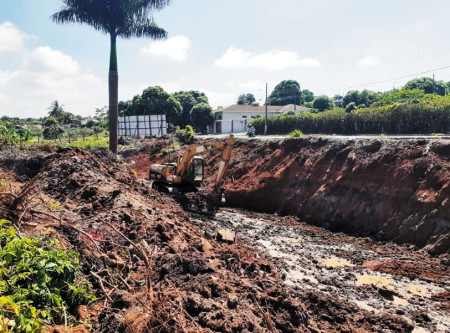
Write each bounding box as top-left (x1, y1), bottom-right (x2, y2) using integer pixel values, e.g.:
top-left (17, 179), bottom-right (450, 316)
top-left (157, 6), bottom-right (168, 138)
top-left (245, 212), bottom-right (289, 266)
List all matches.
top-left (214, 138), bottom-right (450, 255)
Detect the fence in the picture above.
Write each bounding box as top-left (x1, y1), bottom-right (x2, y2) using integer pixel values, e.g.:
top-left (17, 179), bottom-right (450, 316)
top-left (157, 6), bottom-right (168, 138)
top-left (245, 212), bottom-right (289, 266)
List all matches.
top-left (118, 114), bottom-right (167, 137)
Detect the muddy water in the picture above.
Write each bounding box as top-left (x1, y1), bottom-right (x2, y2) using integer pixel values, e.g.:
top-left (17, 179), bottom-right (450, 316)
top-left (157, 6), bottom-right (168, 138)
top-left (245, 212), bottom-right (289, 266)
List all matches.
top-left (206, 208), bottom-right (450, 333)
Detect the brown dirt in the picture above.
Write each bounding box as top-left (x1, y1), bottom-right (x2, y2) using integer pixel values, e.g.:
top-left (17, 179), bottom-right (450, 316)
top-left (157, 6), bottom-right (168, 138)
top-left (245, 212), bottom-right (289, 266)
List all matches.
top-left (0, 146), bottom-right (417, 332)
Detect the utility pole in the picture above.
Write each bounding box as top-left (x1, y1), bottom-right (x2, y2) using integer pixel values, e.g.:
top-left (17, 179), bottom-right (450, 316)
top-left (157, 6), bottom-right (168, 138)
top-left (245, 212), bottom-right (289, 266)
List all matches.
top-left (264, 83), bottom-right (268, 135)
top-left (433, 74), bottom-right (435, 94)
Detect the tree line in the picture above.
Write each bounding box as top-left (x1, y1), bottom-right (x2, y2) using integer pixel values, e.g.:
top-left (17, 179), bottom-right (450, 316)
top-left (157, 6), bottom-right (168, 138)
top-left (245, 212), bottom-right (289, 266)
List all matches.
top-left (236, 76), bottom-right (450, 113)
top-left (118, 87), bottom-right (214, 133)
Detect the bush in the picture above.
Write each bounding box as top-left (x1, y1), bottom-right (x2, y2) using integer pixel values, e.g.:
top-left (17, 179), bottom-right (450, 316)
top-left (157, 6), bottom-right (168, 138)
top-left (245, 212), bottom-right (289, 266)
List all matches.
top-left (0, 220), bottom-right (95, 331)
top-left (289, 130), bottom-right (304, 137)
top-left (174, 125), bottom-right (195, 144)
top-left (252, 96), bottom-right (450, 135)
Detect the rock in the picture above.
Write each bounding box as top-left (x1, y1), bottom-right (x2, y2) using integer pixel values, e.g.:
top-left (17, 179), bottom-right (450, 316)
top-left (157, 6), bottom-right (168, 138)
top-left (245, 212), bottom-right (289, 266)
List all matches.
top-left (227, 295), bottom-right (239, 309)
top-left (217, 229), bottom-right (236, 244)
top-left (201, 238), bottom-right (213, 252)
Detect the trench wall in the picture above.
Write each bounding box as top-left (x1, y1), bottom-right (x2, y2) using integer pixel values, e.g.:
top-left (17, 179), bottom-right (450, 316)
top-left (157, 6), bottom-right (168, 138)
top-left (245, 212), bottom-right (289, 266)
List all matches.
top-left (219, 138), bottom-right (450, 255)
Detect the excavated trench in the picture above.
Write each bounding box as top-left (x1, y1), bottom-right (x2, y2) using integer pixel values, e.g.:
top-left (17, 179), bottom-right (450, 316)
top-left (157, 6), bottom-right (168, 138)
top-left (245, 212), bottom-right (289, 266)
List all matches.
top-left (125, 136), bottom-right (450, 331)
top-left (210, 138), bottom-right (450, 255)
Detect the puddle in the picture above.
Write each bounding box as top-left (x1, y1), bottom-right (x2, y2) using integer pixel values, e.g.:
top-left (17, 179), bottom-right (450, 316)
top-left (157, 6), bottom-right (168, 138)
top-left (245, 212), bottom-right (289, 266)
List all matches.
top-left (322, 257), bottom-right (354, 268)
top-left (392, 296), bottom-right (409, 305)
top-left (355, 274), bottom-right (441, 300)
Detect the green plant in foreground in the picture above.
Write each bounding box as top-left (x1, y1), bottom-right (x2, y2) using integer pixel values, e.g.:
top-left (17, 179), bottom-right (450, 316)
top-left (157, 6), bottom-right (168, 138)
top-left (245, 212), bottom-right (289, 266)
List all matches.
top-left (0, 220), bottom-right (95, 332)
top-left (289, 130), bottom-right (304, 138)
top-left (48, 202), bottom-right (61, 212)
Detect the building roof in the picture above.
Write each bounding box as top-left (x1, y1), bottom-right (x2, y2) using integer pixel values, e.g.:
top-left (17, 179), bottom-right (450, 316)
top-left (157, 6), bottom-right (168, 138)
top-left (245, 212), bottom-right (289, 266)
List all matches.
top-left (216, 104), bottom-right (310, 113)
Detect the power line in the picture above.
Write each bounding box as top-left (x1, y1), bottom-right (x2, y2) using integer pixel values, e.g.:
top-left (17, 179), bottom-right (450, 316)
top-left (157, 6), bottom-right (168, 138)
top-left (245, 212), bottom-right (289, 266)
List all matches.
top-left (316, 65), bottom-right (450, 95)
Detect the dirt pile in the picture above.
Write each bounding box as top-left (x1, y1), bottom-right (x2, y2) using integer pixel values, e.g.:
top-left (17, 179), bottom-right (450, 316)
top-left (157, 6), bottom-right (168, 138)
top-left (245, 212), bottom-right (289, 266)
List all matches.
top-left (215, 138), bottom-right (450, 255)
top-left (0, 148), bottom-right (308, 332)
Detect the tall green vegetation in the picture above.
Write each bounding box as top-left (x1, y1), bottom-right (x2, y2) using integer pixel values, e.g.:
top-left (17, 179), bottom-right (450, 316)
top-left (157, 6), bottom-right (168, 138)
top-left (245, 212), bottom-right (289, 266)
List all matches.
top-left (52, 0), bottom-right (170, 154)
top-left (251, 95), bottom-right (450, 135)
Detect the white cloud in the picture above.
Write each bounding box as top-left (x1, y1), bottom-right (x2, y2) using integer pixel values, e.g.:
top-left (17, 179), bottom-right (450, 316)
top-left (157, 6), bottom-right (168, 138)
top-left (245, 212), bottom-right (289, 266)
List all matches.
top-left (0, 47), bottom-right (105, 117)
top-left (141, 35), bottom-right (191, 62)
top-left (214, 47), bottom-right (320, 71)
top-left (225, 80), bottom-right (265, 90)
top-left (0, 21), bottom-right (27, 53)
top-left (23, 46), bottom-right (82, 77)
top-left (358, 56), bottom-right (380, 66)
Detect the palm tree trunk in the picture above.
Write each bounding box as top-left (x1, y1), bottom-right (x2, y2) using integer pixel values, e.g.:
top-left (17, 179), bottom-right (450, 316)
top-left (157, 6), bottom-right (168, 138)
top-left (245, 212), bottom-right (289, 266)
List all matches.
top-left (109, 33), bottom-right (119, 154)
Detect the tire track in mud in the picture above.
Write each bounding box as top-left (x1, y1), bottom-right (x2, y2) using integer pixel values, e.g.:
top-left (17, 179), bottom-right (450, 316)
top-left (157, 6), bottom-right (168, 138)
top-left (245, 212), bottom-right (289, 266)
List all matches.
top-left (204, 208), bottom-right (450, 333)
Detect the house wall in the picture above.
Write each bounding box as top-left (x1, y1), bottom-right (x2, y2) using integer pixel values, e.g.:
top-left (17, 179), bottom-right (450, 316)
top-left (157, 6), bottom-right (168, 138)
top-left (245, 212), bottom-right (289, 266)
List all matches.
top-left (221, 111), bottom-right (279, 121)
top-left (213, 119), bottom-right (248, 134)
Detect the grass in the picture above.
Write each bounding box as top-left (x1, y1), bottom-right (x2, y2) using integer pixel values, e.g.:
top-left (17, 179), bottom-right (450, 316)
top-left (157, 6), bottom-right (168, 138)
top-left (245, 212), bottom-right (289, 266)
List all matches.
top-left (31, 135), bottom-right (108, 150)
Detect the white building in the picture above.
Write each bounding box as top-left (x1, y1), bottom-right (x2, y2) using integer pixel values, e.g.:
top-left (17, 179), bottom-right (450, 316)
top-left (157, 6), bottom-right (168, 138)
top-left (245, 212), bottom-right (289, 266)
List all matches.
top-left (212, 104), bottom-right (310, 134)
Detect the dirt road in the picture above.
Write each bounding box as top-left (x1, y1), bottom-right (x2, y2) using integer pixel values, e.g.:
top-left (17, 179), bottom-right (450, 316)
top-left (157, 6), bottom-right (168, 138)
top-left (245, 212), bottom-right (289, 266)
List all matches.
top-left (198, 208), bottom-right (449, 333)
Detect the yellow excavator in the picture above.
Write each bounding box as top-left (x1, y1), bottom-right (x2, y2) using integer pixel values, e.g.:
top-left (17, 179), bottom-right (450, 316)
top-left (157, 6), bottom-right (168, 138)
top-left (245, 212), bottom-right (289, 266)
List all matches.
top-left (149, 135), bottom-right (235, 195)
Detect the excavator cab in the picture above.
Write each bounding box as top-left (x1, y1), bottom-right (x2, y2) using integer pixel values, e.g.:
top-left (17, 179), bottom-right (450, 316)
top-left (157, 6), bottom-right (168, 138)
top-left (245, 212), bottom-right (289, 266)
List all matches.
top-left (191, 156), bottom-right (204, 184)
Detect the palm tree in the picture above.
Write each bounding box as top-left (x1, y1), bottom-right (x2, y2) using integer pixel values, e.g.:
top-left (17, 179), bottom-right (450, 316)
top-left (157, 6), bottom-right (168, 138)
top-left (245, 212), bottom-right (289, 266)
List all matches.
top-left (52, 0), bottom-right (170, 153)
top-left (48, 100), bottom-right (65, 118)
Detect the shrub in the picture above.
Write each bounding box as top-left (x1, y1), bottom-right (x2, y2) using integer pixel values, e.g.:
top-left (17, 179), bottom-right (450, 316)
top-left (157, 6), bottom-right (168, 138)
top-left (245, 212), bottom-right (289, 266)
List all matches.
top-left (0, 220), bottom-right (95, 331)
top-left (174, 125), bottom-right (195, 144)
top-left (289, 130), bottom-right (304, 137)
top-left (252, 96), bottom-right (450, 135)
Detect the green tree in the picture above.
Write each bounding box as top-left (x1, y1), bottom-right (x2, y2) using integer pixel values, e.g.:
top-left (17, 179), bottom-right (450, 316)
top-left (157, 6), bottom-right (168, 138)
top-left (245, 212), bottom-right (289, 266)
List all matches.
top-left (47, 100), bottom-right (65, 118)
top-left (140, 86), bottom-right (182, 124)
top-left (313, 95), bottom-right (334, 111)
top-left (190, 103), bottom-right (214, 133)
top-left (404, 77), bottom-right (447, 96)
top-left (93, 126), bottom-right (104, 139)
top-left (302, 89), bottom-right (315, 102)
top-left (65, 128), bottom-right (80, 143)
top-left (52, 0), bottom-right (170, 154)
top-left (43, 118), bottom-right (64, 141)
top-left (79, 128), bottom-right (93, 141)
top-left (246, 93), bottom-right (256, 104)
top-left (268, 80), bottom-right (303, 106)
top-left (31, 126), bottom-right (44, 143)
top-left (173, 91), bottom-right (209, 126)
top-left (237, 94), bottom-right (246, 105)
top-left (343, 90), bottom-right (377, 107)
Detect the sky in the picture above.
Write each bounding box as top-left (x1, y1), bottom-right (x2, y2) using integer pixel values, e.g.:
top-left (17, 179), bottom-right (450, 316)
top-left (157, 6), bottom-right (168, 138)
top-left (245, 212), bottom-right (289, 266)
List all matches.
top-left (1, 0), bottom-right (450, 118)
